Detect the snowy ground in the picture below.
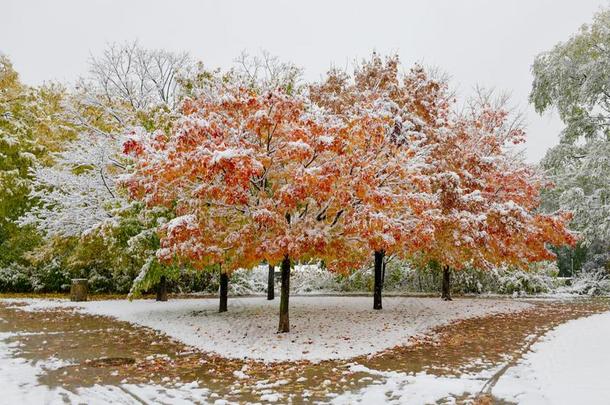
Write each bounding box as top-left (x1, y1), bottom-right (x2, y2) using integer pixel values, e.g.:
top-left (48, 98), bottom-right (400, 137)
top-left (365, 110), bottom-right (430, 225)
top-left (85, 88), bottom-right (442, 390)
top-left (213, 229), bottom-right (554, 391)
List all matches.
top-left (3, 297), bottom-right (610, 403)
top-left (9, 296), bottom-right (531, 363)
top-left (333, 310), bottom-right (610, 404)
top-left (0, 331), bottom-right (217, 404)
top-left (330, 364), bottom-right (491, 404)
top-left (493, 311), bottom-right (610, 404)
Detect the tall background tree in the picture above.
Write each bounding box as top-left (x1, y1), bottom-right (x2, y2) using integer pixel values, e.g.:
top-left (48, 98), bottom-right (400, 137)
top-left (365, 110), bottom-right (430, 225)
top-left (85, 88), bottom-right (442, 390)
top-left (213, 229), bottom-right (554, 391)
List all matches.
top-left (531, 8), bottom-right (610, 276)
top-left (0, 55), bottom-right (75, 268)
top-left (18, 43), bottom-right (193, 296)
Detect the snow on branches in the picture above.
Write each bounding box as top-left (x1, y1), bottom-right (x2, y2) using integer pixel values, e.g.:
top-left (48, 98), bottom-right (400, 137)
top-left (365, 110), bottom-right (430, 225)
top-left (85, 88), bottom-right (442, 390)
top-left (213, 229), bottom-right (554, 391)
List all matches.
top-left (123, 86), bottom-right (367, 272)
top-left (20, 43), bottom-right (192, 239)
top-left (125, 53), bottom-right (577, 283)
top-left (531, 10), bottom-right (610, 244)
top-left (18, 134), bottom-right (124, 237)
top-left (309, 55), bottom-right (439, 268)
top-left (417, 98), bottom-right (577, 271)
top-left (311, 53), bottom-right (576, 273)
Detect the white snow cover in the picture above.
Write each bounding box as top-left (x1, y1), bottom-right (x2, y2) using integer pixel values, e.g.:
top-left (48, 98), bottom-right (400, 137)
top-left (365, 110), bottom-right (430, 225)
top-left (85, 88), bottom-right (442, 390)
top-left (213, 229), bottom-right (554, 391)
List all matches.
top-left (10, 297), bottom-right (530, 363)
top-left (493, 311), bottom-right (610, 404)
top-left (332, 311), bottom-right (610, 404)
top-left (211, 147), bottom-right (254, 164)
top-left (331, 364), bottom-right (491, 404)
top-left (0, 331), bottom-right (214, 404)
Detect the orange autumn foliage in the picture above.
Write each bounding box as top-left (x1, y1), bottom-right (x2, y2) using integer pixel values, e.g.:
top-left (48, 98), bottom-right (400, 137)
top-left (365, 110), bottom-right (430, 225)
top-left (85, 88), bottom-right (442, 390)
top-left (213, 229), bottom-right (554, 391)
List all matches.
top-left (124, 53), bottom-right (576, 278)
top-left (310, 53), bottom-right (576, 272)
top-left (123, 86), bottom-right (385, 273)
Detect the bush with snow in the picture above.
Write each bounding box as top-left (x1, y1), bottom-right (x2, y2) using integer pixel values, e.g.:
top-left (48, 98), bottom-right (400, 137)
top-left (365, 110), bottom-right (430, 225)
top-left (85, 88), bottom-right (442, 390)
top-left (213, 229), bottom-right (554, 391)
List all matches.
top-left (564, 269), bottom-right (610, 296)
top-left (495, 263), bottom-right (558, 295)
top-left (558, 248), bottom-right (610, 296)
top-left (1, 256), bottom-right (594, 296)
top-left (0, 264), bottom-right (32, 293)
top-left (222, 260), bottom-right (563, 296)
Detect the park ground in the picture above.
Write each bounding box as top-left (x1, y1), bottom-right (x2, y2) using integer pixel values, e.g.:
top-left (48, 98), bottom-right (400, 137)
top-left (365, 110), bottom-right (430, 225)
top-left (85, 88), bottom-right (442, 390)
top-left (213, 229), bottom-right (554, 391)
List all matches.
top-left (1, 295), bottom-right (609, 404)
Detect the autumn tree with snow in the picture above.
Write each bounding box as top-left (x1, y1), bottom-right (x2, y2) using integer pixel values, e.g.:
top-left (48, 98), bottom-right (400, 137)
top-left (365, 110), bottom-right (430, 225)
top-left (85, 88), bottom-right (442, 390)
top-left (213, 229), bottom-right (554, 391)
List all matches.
top-left (123, 84), bottom-right (367, 331)
top-left (414, 93), bottom-right (576, 300)
top-left (312, 53), bottom-right (576, 302)
top-left (176, 52), bottom-right (305, 300)
top-left (310, 55), bottom-right (439, 309)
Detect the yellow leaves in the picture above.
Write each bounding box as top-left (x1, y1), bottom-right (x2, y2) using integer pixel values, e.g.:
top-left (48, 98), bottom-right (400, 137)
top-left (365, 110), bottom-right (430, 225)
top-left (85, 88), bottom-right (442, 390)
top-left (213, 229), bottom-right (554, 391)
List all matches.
top-left (258, 155), bottom-right (272, 168)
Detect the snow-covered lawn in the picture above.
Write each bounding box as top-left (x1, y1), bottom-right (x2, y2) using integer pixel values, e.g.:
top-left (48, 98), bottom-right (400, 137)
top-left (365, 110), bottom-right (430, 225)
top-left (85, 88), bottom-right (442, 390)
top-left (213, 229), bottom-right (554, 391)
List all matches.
top-left (331, 364), bottom-right (489, 404)
top-left (0, 331), bottom-right (215, 404)
top-left (333, 309), bottom-right (610, 404)
top-left (4, 297), bottom-right (610, 403)
top-left (494, 311), bottom-right (610, 404)
top-left (10, 296), bottom-right (530, 362)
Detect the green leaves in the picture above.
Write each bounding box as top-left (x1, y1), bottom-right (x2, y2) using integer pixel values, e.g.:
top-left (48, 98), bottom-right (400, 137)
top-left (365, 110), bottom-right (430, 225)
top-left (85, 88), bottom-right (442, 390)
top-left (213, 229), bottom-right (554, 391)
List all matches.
top-left (533, 8), bottom-right (610, 245)
top-left (530, 9), bottom-right (610, 143)
top-left (0, 56), bottom-right (76, 266)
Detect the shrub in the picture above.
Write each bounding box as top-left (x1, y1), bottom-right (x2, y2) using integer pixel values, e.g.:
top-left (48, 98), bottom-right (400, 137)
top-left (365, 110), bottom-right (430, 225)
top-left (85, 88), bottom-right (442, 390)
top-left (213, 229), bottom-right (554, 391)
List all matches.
top-left (563, 269), bottom-right (610, 296)
top-left (30, 259), bottom-right (70, 292)
top-left (0, 264), bottom-right (32, 292)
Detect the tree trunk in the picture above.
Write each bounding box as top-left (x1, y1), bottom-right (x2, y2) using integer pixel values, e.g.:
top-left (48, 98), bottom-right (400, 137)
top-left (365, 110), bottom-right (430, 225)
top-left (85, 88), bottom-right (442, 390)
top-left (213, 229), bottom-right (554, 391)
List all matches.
top-left (373, 250), bottom-right (385, 310)
top-left (278, 255), bottom-right (291, 333)
top-left (156, 275), bottom-right (168, 302)
top-left (267, 264), bottom-right (275, 300)
top-left (441, 265), bottom-right (452, 301)
top-left (219, 271), bottom-right (228, 312)
top-left (70, 279), bottom-right (88, 302)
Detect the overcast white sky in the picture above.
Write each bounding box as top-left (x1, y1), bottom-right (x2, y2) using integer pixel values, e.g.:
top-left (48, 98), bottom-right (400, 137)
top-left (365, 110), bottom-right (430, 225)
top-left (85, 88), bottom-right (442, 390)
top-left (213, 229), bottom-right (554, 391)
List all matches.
top-left (3, 0), bottom-right (608, 162)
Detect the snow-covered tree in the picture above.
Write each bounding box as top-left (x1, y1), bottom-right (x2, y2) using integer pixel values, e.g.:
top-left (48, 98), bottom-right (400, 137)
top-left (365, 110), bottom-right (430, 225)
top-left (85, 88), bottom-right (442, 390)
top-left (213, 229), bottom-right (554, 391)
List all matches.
top-left (22, 42), bottom-right (192, 237)
top-left (180, 50), bottom-right (303, 100)
top-left (417, 94), bottom-right (576, 300)
top-left (312, 54), bottom-right (576, 302)
top-left (17, 43), bottom-right (192, 297)
top-left (19, 134), bottom-right (123, 237)
top-left (0, 55), bottom-right (76, 265)
top-left (80, 41), bottom-right (191, 114)
top-left (123, 83), bottom-right (404, 330)
top-left (540, 141), bottom-right (609, 244)
top-left (532, 9), bottom-right (610, 246)
top-left (233, 50), bottom-right (303, 94)
top-left (310, 55), bottom-right (438, 309)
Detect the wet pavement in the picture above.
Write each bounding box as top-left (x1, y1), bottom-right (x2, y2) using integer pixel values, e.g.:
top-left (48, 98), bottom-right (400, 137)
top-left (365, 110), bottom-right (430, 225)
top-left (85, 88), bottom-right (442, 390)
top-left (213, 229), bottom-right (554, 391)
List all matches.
top-left (1, 297), bottom-right (608, 404)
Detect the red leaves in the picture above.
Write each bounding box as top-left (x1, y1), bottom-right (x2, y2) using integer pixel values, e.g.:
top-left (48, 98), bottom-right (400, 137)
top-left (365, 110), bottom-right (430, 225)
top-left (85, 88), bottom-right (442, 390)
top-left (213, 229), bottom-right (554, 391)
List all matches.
top-left (123, 56), bottom-right (576, 277)
top-left (122, 138), bottom-right (143, 157)
top-left (124, 85), bottom-right (361, 271)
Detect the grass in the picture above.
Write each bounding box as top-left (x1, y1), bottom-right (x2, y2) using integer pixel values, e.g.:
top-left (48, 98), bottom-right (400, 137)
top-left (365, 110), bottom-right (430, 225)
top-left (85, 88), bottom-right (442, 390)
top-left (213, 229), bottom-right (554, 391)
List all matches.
top-left (0, 292), bottom-right (133, 300)
top-left (0, 292), bottom-right (220, 300)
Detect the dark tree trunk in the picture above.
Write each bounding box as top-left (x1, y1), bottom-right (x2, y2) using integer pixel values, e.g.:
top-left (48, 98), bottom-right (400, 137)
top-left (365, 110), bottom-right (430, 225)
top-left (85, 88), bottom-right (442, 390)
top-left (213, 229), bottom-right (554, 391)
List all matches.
top-left (156, 275), bottom-right (168, 302)
top-left (278, 255), bottom-right (291, 333)
top-left (70, 279), bottom-right (88, 302)
top-left (267, 264), bottom-right (275, 300)
top-left (441, 265), bottom-right (452, 301)
top-left (219, 272), bottom-right (229, 312)
top-left (373, 250), bottom-right (385, 310)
